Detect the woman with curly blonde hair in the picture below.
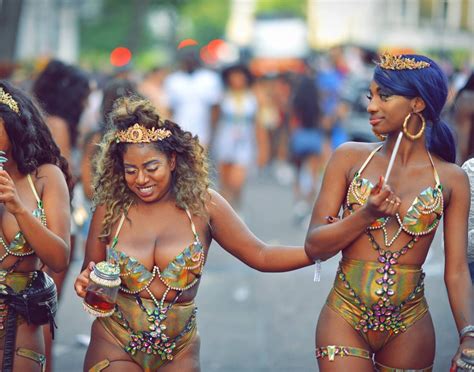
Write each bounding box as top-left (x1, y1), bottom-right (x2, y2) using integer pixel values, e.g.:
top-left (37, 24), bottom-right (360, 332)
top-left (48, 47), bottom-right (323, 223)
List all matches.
top-left (74, 96), bottom-right (313, 371)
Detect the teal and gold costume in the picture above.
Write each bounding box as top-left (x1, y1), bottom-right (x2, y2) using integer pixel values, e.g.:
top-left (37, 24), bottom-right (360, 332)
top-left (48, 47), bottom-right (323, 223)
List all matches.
top-left (317, 146), bottom-right (443, 372)
top-left (90, 210), bottom-right (204, 372)
top-left (0, 174), bottom-right (48, 371)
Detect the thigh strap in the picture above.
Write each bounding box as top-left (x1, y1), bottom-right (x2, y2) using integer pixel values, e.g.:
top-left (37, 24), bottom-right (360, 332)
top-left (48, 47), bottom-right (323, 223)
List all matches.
top-left (16, 347), bottom-right (46, 372)
top-left (88, 359), bottom-right (110, 372)
top-left (375, 361), bottom-right (433, 372)
top-left (316, 345), bottom-right (371, 361)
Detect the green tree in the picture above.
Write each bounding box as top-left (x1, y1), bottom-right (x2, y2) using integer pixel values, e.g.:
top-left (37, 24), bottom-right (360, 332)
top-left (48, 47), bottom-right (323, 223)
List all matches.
top-left (80, 0), bottom-right (228, 69)
top-left (178, 0), bottom-right (229, 44)
top-left (255, 0), bottom-right (306, 17)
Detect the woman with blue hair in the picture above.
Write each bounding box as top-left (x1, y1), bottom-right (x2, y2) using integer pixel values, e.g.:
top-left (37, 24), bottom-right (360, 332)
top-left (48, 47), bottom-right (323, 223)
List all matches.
top-left (304, 53), bottom-right (473, 371)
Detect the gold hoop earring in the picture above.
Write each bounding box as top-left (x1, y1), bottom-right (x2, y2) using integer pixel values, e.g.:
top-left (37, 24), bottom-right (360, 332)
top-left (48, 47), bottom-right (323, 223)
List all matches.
top-left (402, 112), bottom-right (425, 140)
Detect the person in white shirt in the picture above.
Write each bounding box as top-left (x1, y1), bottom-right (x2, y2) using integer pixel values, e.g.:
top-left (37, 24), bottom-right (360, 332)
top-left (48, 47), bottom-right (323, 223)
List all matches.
top-left (164, 49), bottom-right (222, 148)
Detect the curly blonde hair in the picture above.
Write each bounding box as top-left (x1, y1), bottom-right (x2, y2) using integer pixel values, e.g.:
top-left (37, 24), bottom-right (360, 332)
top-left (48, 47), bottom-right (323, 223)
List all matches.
top-left (93, 96), bottom-right (210, 240)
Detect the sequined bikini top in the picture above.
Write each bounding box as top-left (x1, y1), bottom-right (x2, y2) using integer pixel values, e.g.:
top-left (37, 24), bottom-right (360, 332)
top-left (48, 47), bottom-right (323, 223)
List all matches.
top-left (0, 175), bottom-right (47, 263)
top-left (108, 209), bottom-right (205, 297)
top-left (344, 145), bottom-right (444, 239)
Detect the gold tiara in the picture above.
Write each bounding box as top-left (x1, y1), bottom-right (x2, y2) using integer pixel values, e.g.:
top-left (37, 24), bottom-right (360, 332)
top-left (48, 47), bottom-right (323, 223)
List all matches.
top-left (378, 52), bottom-right (430, 70)
top-left (115, 123), bottom-right (172, 143)
top-left (0, 87), bottom-right (19, 114)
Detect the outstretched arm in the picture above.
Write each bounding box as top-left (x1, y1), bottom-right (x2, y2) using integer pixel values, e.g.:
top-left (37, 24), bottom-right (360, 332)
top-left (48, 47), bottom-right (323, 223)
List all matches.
top-left (208, 189), bottom-right (312, 272)
top-left (443, 168), bottom-right (474, 367)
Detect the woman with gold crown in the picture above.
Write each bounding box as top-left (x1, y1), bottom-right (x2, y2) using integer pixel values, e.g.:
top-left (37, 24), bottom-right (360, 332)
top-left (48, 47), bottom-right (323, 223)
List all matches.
top-left (304, 53), bottom-right (473, 371)
top-left (73, 96), bottom-right (313, 371)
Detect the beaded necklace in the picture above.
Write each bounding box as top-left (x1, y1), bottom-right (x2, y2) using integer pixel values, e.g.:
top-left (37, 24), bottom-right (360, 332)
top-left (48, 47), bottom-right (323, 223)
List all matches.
top-left (337, 232), bottom-right (424, 334)
top-left (345, 147), bottom-right (443, 247)
top-left (340, 146), bottom-right (442, 337)
top-left (114, 290), bottom-right (197, 360)
top-left (0, 174), bottom-right (47, 262)
top-left (109, 209), bottom-right (204, 362)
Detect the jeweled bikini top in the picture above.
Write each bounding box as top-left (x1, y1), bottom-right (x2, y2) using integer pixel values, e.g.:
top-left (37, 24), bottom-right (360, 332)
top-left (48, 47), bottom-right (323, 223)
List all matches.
top-left (0, 175), bottom-right (47, 262)
top-left (107, 209), bottom-right (205, 296)
top-left (344, 145), bottom-right (444, 238)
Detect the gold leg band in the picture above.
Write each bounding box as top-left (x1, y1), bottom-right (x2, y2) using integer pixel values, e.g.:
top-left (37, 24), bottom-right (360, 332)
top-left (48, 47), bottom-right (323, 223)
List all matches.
top-left (375, 361), bottom-right (433, 372)
top-left (88, 359), bottom-right (110, 372)
top-left (316, 345), bottom-right (371, 361)
top-left (16, 347), bottom-right (46, 372)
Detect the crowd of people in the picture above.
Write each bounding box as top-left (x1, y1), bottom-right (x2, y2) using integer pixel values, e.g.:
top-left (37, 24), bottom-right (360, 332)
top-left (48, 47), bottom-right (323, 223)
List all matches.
top-left (0, 47), bottom-right (473, 371)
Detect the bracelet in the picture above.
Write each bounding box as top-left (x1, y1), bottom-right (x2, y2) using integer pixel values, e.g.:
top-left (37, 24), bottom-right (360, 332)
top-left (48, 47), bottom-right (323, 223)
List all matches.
top-left (457, 358), bottom-right (474, 370)
top-left (460, 325), bottom-right (474, 340)
top-left (462, 332), bottom-right (474, 340)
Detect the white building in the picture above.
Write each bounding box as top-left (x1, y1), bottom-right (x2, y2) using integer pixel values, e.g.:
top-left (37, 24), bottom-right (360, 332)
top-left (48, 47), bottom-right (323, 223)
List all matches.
top-left (308, 0), bottom-right (474, 55)
top-left (15, 0), bottom-right (82, 63)
top-left (227, 0), bottom-right (474, 61)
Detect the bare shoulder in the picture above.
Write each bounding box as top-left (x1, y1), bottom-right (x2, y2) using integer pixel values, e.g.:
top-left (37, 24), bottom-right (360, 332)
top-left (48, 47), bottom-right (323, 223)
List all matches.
top-left (330, 141), bottom-right (383, 173)
top-left (30, 164), bottom-right (68, 199)
top-left (206, 188), bottom-right (226, 212)
top-left (35, 164), bottom-right (67, 185)
top-left (433, 157), bottom-right (470, 199)
top-left (435, 158), bottom-right (468, 184)
top-left (333, 141), bottom-right (381, 158)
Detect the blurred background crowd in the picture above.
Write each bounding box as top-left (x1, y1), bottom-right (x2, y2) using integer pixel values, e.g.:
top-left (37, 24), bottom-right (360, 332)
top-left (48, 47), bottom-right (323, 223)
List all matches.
top-left (1, 0), bottom-right (473, 226)
top-left (0, 1), bottom-right (473, 370)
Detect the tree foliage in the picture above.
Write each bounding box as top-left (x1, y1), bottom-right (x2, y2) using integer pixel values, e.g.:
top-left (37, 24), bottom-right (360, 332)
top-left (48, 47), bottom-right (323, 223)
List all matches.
top-left (79, 0), bottom-right (228, 69)
top-left (178, 0), bottom-right (229, 43)
top-left (255, 0), bottom-right (306, 18)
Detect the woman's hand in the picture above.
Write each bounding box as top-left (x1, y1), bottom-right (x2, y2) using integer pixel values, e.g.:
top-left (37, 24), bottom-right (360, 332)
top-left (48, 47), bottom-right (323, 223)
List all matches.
top-left (74, 261), bottom-right (95, 298)
top-left (364, 176), bottom-right (401, 220)
top-left (451, 337), bottom-right (474, 371)
top-left (0, 170), bottom-right (26, 215)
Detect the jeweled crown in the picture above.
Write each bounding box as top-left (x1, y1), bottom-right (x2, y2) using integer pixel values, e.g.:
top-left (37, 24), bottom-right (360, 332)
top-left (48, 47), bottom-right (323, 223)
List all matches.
top-left (115, 123), bottom-right (172, 143)
top-left (378, 52), bottom-right (430, 70)
top-left (0, 87), bottom-right (19, 114)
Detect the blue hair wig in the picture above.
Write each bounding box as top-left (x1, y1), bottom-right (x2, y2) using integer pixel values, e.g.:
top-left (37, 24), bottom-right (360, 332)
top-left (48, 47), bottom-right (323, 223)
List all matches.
top-left (373, 54), bottom-right (456, 163)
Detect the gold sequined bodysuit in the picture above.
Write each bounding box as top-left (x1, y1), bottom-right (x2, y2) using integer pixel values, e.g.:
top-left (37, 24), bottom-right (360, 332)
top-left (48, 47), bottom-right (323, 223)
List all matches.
top-left (0, 174), bottom-right (48, 371)
top-left (94, 209), bottom-right (205, 372)
top-left (323, 145), bottom-right (443, 354)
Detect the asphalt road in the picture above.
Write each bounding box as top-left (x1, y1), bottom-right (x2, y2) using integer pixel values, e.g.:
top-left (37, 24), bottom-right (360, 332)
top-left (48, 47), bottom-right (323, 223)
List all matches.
top-left (53, 172), bottom-right (458, 372)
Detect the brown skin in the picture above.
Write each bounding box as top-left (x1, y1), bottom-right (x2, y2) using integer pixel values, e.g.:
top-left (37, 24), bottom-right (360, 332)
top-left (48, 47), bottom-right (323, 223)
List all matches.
top-left (305, 81), bottom-right (474, 371)
top-left (0, 119), bottom-right (70, 371)
top-left (74, 143), bottom-right (312, 371)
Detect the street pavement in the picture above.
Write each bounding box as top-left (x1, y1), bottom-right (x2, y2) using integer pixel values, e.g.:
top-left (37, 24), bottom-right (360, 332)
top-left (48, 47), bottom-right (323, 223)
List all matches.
top-left (54, 172), bottom-right (458, 371)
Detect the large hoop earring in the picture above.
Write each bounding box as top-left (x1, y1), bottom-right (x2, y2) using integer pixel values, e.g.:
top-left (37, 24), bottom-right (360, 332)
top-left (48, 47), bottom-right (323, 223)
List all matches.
top-left (402, 112), bottom-right (425, 140)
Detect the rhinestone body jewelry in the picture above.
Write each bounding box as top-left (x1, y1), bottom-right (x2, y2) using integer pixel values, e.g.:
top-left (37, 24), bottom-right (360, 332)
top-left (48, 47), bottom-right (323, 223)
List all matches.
top-left (0, 151), bottom-right (6, 171)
